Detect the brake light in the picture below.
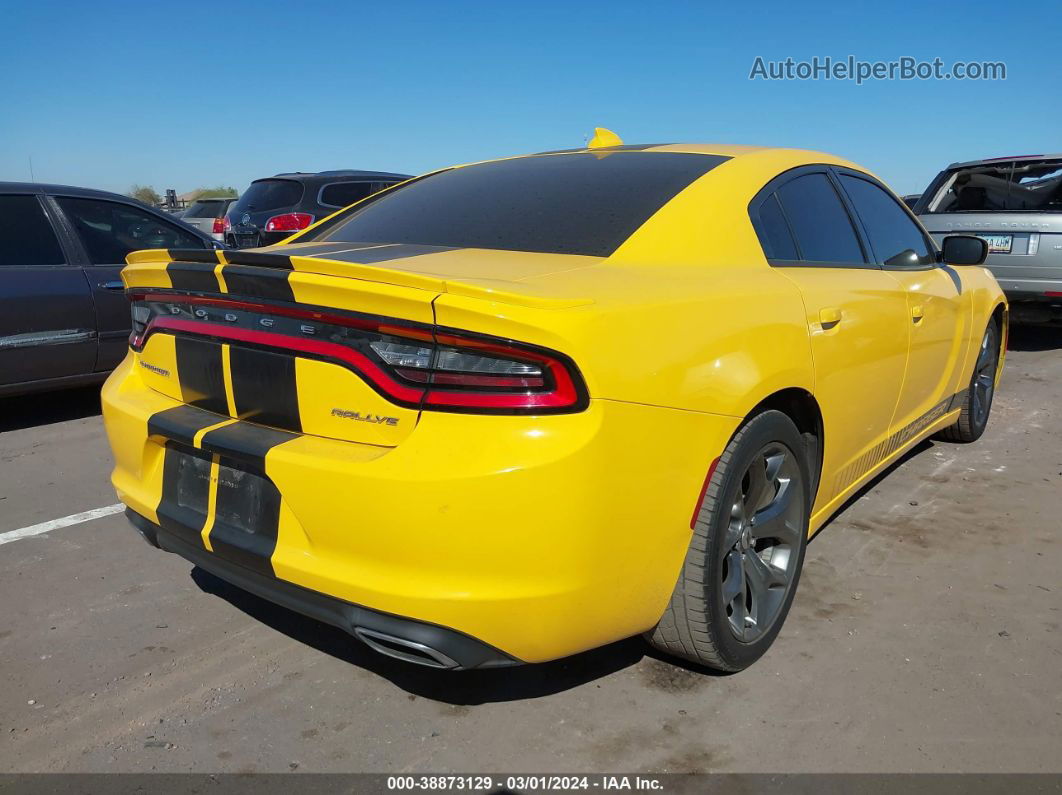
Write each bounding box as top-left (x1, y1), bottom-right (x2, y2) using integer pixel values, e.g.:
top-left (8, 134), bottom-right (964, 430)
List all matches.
top-left (1046, 291), bottom-right (1062, 297)
top-left (127, 293), bottom-right (588, 414)
top-left (223, 216), bottom-right (232, 232)
top-left (264, 212), bottom-right (314, 233)
top-left (212, 217), bottom-right (225, 234)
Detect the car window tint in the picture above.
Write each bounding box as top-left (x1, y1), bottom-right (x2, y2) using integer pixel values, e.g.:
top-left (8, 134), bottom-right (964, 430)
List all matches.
top-left (57, 197), bottom-right (204, 264)
top-left (756, 193), bottom-right (798, 260)
top-left (319, 182), bottom-right (376, 208)
top-left (305, 153), bottom-right (729, 257)
top-left (840, 175), bottom-right (934, 268)
top-left (231, 180), bottom-right (303, 214)
top-left (775, 173), bottom-right (865, 264)
top-left (0, 195), bottom-right (65, 266)
top-left (184, 200), bottom-right (229, 218)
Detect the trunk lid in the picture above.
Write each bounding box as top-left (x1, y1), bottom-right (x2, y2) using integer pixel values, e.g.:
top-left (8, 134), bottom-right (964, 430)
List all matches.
top-left (122, 244), bottom-right (599, 447)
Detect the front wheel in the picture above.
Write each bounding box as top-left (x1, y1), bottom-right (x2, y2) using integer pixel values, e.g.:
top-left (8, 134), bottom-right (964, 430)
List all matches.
top-left (646, 410), bottom-right (810, 672)
top-left (937, 320), bottom-right (1001, 444)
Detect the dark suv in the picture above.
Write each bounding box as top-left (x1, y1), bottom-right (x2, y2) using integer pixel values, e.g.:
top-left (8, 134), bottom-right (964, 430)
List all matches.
top-left (223, 170), bottom-right (411, 248)
top-left (0, 183), bottom-right (218, 397)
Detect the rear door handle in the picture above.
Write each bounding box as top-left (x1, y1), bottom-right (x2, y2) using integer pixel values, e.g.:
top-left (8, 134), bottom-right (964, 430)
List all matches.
top-left (911, 304), bottom-right (925, 322)
top-left (99, 281), bottom-right (124, 291)
top-left (819, 307), bottom-right (842, 329)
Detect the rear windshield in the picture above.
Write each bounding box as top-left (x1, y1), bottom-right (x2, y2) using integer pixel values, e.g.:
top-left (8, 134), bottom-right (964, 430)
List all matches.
top-left (183, 199), bottom-right (229, 218)
top-left (303, 152), bottom-right (729, 257)
top-left (923, 159), bottom-right (1062, 213)
top-left (231, 179), bottom-right (303, 214)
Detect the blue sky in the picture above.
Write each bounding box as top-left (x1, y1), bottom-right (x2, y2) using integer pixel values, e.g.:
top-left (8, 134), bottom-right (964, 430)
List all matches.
top-left (2, 0), bottom-right (1058, 196)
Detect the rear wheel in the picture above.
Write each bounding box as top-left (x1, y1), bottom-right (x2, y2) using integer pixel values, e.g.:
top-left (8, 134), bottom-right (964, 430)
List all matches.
top-left (937, 320), bottom-right (1000, 443)
top-left (647, 410), bottom-right (810, 672)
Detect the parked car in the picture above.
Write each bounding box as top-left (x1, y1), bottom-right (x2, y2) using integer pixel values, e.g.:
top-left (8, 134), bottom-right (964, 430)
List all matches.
top-left (0, 183), bottom-right (219, 397)
top-left (103, 139), bottom-right (1004, 673)
top-left (223, 170), bottom-right (411, 248)
top-left (181, 197), bottom-right (237, 242)
top-left (915, 154), bottom-right (1062, 323)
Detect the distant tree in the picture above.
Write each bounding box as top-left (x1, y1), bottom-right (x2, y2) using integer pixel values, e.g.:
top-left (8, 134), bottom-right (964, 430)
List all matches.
top-left (191, 185), bottom-right (239, 199)
top-left (129, 184), bottom-right (162, 205)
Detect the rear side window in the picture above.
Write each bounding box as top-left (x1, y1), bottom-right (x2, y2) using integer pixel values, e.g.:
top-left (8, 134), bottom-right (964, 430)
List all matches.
top-left (755, 193), bottom-right (799, 260)
top-left (57, 197), bottom-right (205, 264)
top-left (774, 173), bottom-right (865, 264)
top-left (0, 195), bottom-right (65, 266)
top-left (923, 159), bottom-right (1062, 214)
top-left (840, 175), bottom-right (934, 268)
top-left (306, 152), bottom-right (730, 257)
top-left (231, 180), bottom-right (303, 214)
top-left (319, 181), bottom-right (377, 208)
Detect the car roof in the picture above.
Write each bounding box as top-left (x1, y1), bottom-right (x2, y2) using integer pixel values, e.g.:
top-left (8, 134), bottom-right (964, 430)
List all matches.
top-left (944, 153), bottom-right (1062, 170)
top-left (263, 170), bottom-right (413, 182)
top-left (0, 181), bottom-right (145, 200)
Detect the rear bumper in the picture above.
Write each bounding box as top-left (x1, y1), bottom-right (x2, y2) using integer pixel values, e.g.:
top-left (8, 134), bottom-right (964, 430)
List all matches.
top-left (126, 508), bottom-right (516, 669)
top-left (991, 275), bottom-right (1062, 300)
top-left (102, 355), bottom-right (740, 663)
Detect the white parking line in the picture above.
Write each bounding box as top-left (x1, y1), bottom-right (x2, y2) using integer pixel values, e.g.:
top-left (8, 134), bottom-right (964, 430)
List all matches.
top-left (0, 504), bottom-right (124, 547)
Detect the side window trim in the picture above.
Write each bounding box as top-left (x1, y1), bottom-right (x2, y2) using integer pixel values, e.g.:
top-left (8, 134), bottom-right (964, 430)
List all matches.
top-left (748, 164), bottom-right (877, 270)
top-left (832, 167), bottom-right (939, 271)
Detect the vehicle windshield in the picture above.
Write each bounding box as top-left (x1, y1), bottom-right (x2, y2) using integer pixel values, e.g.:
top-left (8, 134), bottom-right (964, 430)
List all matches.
top-left (183, 199), bottom-right (228, 218)
top-left (230, 179), bottom-right (303, 214)
top-left (923, 158), bottom-right (1062, 213)
top-left (302, 152), bottom-right (729, 257)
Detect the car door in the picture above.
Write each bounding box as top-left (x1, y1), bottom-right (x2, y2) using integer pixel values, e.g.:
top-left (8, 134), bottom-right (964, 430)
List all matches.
top-left (0, 193), bottom-right (97, 388)
top-left (836, 171), bottom-right (969, 433)
top-left (749, 168), bottom-right (911, 509)
top-left (51, 194), bottom-right (211, 372)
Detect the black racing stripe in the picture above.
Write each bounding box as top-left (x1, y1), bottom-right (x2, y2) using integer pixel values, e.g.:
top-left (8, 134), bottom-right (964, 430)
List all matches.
top-left (147, 404), bottom-right (226, 447)
top-left (222, 265), bottom-right (296, 302)
top-left (200, 420), bottom-right (298, 462)
top-left (155, 442), bottom-right (212, 549)
top-left (199, 421), bottom-right (297, 576)
top-left (174, 336), bottom-right (228, 415)
top-left (167, 262), bottom-right (220, 293)
top-left (328, 243), bottom-right (456, 264)
top-left (222, 251), bottom-right (294, 270)
top-left (208, 455), bottom-right (284, 576)
top-left (167, 248), bottom-right (221, 264)
top-left (228, 345), bottom-right (302, 432)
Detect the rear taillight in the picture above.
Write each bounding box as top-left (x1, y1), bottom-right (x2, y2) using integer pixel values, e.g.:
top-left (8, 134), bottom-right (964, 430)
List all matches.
top-left (212, 217), bottom-right (225, 234)
top-left (127, 293), bottom-right (588, 414)
top-left (264, 212), bottom-right (314, 233)
top-left (223, 216), bottom-right (232, 232)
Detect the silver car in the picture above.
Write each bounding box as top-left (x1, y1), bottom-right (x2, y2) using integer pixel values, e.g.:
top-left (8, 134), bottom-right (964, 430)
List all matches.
top-left (915, 154), bottom-right (1062, 323)
top-left (180, 197), bottom-right (236, 242)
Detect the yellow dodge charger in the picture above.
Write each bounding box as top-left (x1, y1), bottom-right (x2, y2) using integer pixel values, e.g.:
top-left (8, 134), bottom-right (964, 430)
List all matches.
top-left (102, 134), bottom-right (1006, 672)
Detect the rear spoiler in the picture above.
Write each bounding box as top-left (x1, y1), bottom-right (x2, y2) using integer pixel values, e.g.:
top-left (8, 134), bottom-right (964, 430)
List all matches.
top-left (124, 248), bottom-right (592, 309)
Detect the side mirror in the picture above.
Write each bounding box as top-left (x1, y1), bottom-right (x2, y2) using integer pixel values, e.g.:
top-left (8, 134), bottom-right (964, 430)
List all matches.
top-left (940, 235), bottom-right (988, 266)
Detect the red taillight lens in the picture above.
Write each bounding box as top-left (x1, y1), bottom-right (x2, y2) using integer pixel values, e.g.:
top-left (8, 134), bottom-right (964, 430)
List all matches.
top-left (212, 217), bottom-right (225, 234)
top-left (127, 293), bottom-right (588, 414)
top-left (264, 212), bottom-right (314, 233)
top-left (223, 216), bottom-right (232, 232)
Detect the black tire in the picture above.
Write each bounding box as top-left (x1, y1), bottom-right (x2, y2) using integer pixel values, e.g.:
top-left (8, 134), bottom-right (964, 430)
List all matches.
top-left (646, 410), bottom-right (811, 672)
top-left (937, 319), bottom-right (1001, 444)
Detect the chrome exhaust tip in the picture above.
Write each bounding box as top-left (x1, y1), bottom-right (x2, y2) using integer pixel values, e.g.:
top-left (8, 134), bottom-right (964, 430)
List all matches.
top-left (354, 627), bottom-right (460, 669)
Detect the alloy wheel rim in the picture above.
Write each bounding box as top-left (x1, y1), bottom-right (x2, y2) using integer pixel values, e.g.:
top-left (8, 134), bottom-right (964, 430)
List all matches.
top-left (720, 443), bottom-right (804, 643)
top-left (971, 326), bottom-right (999, 428)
